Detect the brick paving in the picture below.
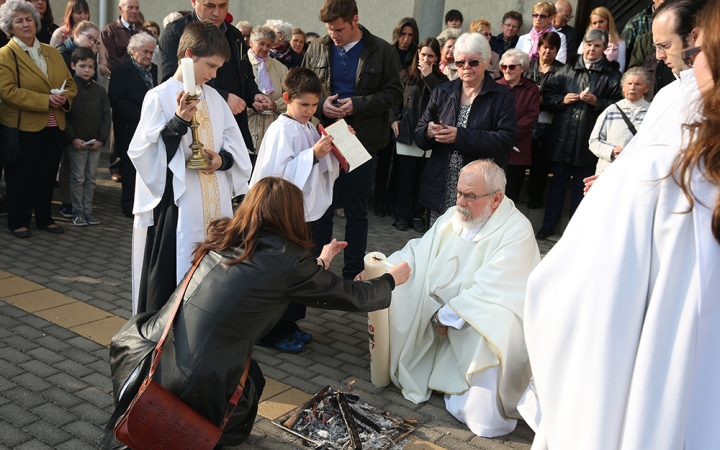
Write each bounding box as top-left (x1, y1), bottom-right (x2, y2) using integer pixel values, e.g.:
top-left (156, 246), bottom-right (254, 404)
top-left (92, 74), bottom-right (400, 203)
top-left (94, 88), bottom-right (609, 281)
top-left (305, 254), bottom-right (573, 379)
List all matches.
top-left (0, 154), bottom-right (556, 449)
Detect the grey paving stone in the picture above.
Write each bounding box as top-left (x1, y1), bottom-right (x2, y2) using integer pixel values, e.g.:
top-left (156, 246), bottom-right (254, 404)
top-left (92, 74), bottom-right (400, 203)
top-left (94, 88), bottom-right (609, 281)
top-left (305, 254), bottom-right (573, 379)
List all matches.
top-left (0, 420), bottom-right (32, 447)
top-left (38, 325), bottom-right (77, 342)
top-left (74, 386), bottom-right (114, 409)
top-left (66, 336), bottom-right (105, 353)
top-left (26, 346), bottom-right (66, 365)
top-left (437, 435), bottom-right (485, 450)
top-left (55, 437), bottom-right (99, 450)
top-left (251, 350), bottom-right (284, 368)
top-left (85, 358), bottom-right (111, 376)
top-left (282, 375), bottom-right (324, 394)
top-left (2, 386), bottom-right (45, 408)
top-left (257, 364), bottom-right (289, 381)
top-left (81, 372), bottom-right (113, 392)
top-left (11, 371), bottom-right (53, 391)
top-left (54, 359), bottom-right (94, 378)
top-left (306, 362), bottom-right (349, 382)
top-left (41, 386), bottom-right (85, 409)
top-left (276, 352), bottom-right (314, 368)
top-left (62, 419), bottom-right (104, 443)
top-left (18, 359), bottom-right (60, 378)
top-left (32, 402), bottom-right (79, 426)
top-left (2, 334), bottom-right (40, 351)
top-left (46, 372), bottom-right (90, 393)
top-left (0, 374), bottom-right (17, 391)
top-left (305, 350), bottom-right (344, 368)
top-left (14, 439), bottom-right (56, 450)
top-left (24, 420), bottom-right (74, 447)
top-left (330, 340), bottom-right (367, 357)
top-left (0, 346), bottom-right (32, 364)
top-left (69, 402), bottom-right (112, 426)
top-left (0, 315), bottom-right (22, 329)
top-left (0, 402), bottom-right (40, 427)
top-left (91, 348), bottom-right (111, 362)
top-left (58, 347), bottom-right (99, 365)
top-left (327, 330), bottom-right (364, 346)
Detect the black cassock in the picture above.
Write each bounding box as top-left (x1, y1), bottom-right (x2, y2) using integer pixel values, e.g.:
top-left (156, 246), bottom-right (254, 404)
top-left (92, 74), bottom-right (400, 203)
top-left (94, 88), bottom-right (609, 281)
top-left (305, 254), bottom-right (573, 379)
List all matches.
top-left (101, 231), bottom-right (394, 448)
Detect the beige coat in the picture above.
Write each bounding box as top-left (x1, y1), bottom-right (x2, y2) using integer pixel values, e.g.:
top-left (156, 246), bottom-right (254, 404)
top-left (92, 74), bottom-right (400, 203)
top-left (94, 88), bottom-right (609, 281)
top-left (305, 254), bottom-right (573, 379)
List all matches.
top-left (247, 51), bottom-right (287, 152)
top-left (0, 39), bottom-right (77, 131)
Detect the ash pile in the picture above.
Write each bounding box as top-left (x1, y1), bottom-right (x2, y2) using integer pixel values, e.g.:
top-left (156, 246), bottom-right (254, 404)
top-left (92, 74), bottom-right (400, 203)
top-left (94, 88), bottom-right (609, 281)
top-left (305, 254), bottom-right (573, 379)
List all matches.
top-left (274, 385), bottom-right (416, 450)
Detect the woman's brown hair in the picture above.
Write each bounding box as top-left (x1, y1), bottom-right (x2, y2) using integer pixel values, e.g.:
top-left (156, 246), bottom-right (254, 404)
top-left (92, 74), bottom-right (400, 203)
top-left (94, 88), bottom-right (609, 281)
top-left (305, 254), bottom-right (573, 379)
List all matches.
top-left (192, 177), bottom-right (313, 265)
top-left (406, 37), bottom-right (442, 82)
top-left (61, 0), bottom-right (89, 41)
top-left (673, 0), bottom-right (720, 243)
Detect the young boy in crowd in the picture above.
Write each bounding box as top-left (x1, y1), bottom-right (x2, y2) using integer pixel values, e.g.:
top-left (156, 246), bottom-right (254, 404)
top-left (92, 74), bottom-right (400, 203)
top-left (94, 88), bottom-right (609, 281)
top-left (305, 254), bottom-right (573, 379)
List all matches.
top-left (65, 47), bottom-right (111, 227)
top-left (250, 67), bottom-right (343, 353)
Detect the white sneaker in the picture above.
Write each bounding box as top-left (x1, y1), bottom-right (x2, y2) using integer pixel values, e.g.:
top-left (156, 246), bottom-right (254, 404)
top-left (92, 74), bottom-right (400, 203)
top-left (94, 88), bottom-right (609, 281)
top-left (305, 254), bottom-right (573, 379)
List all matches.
top-left (73, 215), bottom-right (87, 227)
top-left (85, 213), bottom-right (101, 225)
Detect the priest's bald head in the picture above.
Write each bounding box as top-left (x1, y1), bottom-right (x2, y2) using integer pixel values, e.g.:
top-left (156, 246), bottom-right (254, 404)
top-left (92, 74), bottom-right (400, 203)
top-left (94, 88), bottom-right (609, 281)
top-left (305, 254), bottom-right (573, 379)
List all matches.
top-left (455, 160), bottom-right (506, 228)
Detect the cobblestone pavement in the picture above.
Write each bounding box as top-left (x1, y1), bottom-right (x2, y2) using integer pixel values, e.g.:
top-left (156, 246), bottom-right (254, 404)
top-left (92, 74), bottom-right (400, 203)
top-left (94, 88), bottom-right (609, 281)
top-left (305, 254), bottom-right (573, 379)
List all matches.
top-left (0, 158), bottom-right (556, 449)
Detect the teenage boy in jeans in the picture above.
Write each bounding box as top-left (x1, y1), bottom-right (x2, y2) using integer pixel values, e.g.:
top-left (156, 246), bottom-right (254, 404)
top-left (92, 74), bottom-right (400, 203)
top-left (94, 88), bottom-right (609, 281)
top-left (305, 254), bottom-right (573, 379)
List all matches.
top-left (65, 47), bottom-right (111, 226)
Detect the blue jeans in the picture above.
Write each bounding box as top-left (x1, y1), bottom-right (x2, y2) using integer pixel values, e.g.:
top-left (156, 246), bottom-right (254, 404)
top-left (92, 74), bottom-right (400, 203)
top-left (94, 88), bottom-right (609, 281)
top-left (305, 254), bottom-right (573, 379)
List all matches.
top-left (67, 144), bottom-right (101, 216)
top-left (314, 157), bottom-right (376, 279)
top-left (541, 162), bottom-right (594, 231)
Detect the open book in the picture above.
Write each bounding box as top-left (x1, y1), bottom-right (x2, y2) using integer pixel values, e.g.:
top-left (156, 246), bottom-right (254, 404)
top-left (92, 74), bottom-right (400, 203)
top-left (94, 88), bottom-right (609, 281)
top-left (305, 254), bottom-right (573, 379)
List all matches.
top-left (317, 119), bottom-right (372, 172)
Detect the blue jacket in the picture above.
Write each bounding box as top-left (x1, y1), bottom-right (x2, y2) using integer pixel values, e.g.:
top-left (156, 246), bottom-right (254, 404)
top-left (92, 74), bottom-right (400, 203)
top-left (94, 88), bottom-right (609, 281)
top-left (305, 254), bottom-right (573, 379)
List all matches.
top-left (414, 76), bottom-right (518, 212)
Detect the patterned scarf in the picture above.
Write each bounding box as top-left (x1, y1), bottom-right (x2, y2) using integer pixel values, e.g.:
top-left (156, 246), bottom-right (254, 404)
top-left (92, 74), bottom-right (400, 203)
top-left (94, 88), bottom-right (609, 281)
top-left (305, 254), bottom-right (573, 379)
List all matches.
top-left (528, 24), bottom-right (553, 60)
top-left (270, 41), bottom-right (293, 63)
top-left (248, 48), bottom-right (274, 95)
top-left (131, 57), bottom-right (154, 89)
top-left (13, 36), bottom-right (47, 77)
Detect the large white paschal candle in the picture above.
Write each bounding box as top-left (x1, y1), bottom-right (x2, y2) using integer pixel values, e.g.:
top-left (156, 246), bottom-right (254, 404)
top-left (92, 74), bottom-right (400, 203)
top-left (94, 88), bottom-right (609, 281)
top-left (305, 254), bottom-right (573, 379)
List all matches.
top-left (364, 252), bottom-right (391, 388)
top-left (180, 57), bottom-right (196, 95)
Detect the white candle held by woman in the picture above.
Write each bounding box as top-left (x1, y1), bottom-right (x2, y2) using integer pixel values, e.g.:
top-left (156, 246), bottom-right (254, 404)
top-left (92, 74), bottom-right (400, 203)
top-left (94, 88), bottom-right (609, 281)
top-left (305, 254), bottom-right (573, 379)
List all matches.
top-left (180, 57), bottom-right (196, 95)
top-left (364, 252), bottom-right (392, 388)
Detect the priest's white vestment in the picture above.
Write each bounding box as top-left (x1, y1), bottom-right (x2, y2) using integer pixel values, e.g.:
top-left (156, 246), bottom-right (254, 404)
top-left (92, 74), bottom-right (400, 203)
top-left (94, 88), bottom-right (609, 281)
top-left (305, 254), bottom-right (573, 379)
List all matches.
top-left (524, 139), bottom-right (720, 449)
top-left (387, 198), bottom-right (540, 436)
top-left (130, 79), bottom-right (252, 313)
top-left (249, 114), bottom-right (339, 221)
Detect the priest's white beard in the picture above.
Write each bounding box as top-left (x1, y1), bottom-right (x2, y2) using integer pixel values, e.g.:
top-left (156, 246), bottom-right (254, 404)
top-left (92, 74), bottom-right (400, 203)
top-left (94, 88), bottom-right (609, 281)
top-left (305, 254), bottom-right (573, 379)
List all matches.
top-left (456, 202), bottom-right (493, 228)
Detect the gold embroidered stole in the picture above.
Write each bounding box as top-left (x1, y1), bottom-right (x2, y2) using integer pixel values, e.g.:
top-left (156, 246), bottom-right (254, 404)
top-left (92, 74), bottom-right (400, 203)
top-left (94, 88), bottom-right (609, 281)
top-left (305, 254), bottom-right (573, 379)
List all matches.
top-left (195, 98), bottom-right (222, 238)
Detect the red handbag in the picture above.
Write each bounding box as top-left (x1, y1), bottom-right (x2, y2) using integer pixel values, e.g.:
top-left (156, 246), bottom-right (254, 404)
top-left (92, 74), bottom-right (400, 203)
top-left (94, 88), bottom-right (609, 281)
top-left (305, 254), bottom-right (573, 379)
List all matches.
top-left (114, 260), bottom-right (252, 450)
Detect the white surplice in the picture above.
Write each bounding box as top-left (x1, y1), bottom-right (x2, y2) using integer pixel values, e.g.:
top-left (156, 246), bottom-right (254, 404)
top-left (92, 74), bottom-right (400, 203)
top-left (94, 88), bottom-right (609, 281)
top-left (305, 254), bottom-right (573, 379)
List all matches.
top-left (524, 137), bottom-right (720, 448)
top-left (386, 198), bottom-right (540, 437)
top-left (129, 78), bottom-right (252, 313)
top-left (249, 114), bottom-right (339, 222)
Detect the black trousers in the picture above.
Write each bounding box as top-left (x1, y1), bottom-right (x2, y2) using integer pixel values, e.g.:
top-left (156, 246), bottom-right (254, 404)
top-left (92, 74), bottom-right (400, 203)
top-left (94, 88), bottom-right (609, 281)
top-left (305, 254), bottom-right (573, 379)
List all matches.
top-left (5, 127), bottom-right (64, 230)
top-left (395, 154), bottom-right (428, 222)
top-left (505, 165), bottom-right (528, 203)
top-left (120, 155), bottom-right (136, 216)
top-left (373, 136), bottom-right (399, 214)
top-left (528, 138), bottom-right (551, 207)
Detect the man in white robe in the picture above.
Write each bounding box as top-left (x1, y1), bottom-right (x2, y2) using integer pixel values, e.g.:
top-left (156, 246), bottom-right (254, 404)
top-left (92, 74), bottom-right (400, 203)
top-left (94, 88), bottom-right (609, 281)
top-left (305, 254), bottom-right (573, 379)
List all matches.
top-left (385, 160), bottom-right (540, 437)
top-left (130, 77), bottom-right (252, 314)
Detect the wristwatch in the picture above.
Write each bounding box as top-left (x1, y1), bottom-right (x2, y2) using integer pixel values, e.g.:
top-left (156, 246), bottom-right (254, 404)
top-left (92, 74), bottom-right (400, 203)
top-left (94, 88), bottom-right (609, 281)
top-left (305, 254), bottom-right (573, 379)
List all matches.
top-left (430, 311), bottom-right (443, 329)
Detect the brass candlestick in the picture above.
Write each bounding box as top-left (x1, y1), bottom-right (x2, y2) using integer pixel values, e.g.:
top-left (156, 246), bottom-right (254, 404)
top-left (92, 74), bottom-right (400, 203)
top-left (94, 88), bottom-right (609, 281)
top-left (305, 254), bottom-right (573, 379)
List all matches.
top-left (184, 92), bottom-right (211, 170)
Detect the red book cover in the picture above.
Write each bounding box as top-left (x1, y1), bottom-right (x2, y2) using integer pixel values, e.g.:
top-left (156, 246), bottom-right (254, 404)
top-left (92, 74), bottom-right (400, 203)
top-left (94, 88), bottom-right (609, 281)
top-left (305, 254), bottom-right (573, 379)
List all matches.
top-left (317, 124), bottom-right (350, 172)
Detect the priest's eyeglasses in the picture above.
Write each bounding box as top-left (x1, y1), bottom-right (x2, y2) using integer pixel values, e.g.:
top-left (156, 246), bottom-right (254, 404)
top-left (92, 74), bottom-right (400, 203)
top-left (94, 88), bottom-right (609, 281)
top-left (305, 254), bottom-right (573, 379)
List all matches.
top-left (456, 190), bottom-right (497, 202)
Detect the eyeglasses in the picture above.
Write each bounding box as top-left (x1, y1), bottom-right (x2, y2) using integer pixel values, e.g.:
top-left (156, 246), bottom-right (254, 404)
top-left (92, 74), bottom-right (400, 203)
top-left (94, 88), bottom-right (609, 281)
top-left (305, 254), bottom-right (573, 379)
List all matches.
top-left (562, 14), bottom-right (574, 20)
top-left (456, 190), bottom-right (496, 202)
top-left (500, 64), bottom-right (518, 70)
top-left (532, 13), bottom-right (549, 20)
top-left (652, 34), bottom-right (686, 54)
top-left (454, 59), bottom-right (482, 68)
top-left (502, 23), bottom-right (519, 29)
top-left (481, 32), bottom-right (492, 38)
top-left (80, 31), bottom-right (100, 46)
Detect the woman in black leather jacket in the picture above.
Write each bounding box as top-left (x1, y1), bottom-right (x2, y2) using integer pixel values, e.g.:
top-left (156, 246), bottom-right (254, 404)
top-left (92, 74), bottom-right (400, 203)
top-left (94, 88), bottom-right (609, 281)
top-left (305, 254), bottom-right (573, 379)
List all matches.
top-left (391, 37), bottom-right (448, 233)
top-left (104, 177), bottom-right (410, 448)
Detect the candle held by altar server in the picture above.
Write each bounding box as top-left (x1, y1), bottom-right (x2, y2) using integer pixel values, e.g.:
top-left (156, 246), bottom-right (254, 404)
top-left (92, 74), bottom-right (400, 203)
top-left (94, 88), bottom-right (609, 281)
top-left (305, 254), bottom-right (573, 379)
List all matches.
top-left (180, 58), bottom-right (196, 95)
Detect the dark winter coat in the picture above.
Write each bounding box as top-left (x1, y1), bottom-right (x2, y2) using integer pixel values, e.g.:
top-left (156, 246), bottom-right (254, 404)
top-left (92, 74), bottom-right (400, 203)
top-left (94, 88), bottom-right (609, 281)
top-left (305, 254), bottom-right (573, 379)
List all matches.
top-left (497, 76), bottom-right (541, 166)
top-left (392, 69), bottom-right (449, 146)
top-left (302, 25), bottom-right (403, 153)
top-left (543, 56), bottom-right (623, 168)
top-left (65, 75), bottom-right (111, 144)
top-left (106, 231), bottom-right (394, 447)
top-left (414, 77), bottom-right (518, 212)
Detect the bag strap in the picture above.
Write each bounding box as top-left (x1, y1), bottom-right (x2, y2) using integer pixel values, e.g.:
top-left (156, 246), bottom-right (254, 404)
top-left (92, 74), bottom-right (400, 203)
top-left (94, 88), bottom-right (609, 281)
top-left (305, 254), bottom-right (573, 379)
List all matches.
top-left (10, 49), bottom-right (21, 127)
top-left (220, 355), bottom-right (252, 430)
top-left (615, 104), bottom-right (637, 136)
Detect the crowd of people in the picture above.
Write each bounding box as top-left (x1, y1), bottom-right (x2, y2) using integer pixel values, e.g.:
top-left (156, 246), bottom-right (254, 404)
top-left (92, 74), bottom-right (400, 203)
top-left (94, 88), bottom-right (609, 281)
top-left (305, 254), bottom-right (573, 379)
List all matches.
top-left (1, 0), bottom-right (718, 448)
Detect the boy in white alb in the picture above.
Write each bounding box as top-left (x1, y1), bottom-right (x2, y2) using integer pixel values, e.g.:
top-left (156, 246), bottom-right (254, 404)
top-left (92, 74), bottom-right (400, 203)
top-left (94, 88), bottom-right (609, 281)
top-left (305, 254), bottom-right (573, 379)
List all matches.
top-left (251, 67), bottom-right (350, 352)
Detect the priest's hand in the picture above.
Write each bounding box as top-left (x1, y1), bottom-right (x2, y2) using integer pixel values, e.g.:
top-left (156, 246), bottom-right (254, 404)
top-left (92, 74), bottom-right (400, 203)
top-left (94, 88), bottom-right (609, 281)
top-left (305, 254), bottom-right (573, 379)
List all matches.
top-left (388, 262), bottom-right (411, 286)
top-left (583, 174), bottom-right (600, 195)
top-left (432, 312), bottom-right (448, 336)
top-left (354, 271), bottom-right (366, 281)
top-left (202, 148), bottom-right (223, 171)
top-left (176, 91), bottom-right (200, 122)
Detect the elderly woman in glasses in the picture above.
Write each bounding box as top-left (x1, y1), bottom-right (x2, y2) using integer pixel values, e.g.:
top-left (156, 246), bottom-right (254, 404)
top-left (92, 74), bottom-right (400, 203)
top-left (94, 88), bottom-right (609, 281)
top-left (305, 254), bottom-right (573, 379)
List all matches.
top-left (516, 1), bottom-right (568, 63)
top-left (496, 49), bottom-right (540, 203)
top-left (535, 28), bottom-right (622, 240)
top-left (414, 32), bottom-right (518, 225)
top-left (265, 19), bottom-right (302, 69)
top-left (0, 0), bottom-right (77, 238)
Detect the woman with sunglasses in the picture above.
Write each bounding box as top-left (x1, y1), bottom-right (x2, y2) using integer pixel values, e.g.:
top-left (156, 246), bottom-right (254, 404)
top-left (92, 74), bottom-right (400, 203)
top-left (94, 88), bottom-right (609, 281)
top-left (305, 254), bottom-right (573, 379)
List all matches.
top-left (415, 32), bottom-right (518, 226)
top-left (496, 49), bottom-right (541, 203)
top-left (535, 28), bottom-right (622, 240)
top-left (516, 1), bottom-right (568, 64)
top-left (469, 19), bottom-right (500, 79)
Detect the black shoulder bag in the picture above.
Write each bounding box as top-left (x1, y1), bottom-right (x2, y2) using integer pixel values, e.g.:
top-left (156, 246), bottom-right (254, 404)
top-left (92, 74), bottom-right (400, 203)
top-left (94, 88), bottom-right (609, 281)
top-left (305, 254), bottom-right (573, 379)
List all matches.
top-left (0, 49), bottom-right (21, 163)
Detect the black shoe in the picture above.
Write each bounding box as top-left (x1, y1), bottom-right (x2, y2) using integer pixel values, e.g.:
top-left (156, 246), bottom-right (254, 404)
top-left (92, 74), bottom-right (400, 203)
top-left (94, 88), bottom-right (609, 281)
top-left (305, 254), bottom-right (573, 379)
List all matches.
top-left (374, 206), bottom-right (386, 217)
top-left (413, 218), bottom-right (426, 233)
top-left (39, 224), bottom-right (64, 235)
top-left (395, 219), bottom-right (408, 231)
top-left (59, 203), bottom-right (73, 218)
top-left (12, 229), bottom-right (30, 238)
top-left (536, 227), bottom-right (554, 239)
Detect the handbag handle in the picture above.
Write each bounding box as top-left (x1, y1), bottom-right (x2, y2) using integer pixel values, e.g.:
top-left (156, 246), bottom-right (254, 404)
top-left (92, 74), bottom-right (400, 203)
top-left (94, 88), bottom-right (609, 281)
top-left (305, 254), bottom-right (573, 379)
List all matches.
top-left (10, 49), bottom-right (21, 128)
top-left (139, 257), bottom-right (253, 430)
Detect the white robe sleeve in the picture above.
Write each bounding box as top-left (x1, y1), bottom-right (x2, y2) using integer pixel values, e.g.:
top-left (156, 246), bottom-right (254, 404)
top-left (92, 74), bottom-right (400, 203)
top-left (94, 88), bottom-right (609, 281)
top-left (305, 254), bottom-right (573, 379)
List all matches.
top-left (216, 91), bottom-right (252, 196)
top-left (251, 124), bottom-right (316, 191)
